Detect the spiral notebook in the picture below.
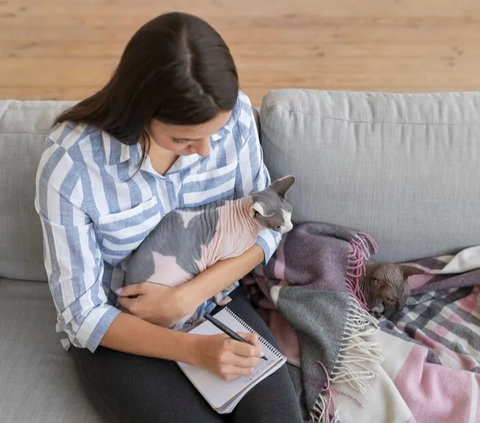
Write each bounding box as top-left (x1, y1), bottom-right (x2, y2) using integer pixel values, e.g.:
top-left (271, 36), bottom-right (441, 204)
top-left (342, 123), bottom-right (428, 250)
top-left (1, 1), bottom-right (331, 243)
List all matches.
top-left (176, 307), bottom-right (286, 414)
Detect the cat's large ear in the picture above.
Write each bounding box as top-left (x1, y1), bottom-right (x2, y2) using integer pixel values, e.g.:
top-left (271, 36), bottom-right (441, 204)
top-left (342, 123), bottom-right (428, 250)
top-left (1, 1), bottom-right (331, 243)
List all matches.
top-left (270, 175), bottom-right (295, 198)
top-left (252, 202), bottom-right (267, 217)
top-left (399, 265), bottom-right (425, 278)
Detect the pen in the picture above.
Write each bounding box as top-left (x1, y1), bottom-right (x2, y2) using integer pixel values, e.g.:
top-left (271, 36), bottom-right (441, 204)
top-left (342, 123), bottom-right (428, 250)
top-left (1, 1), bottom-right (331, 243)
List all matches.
top-left (204, 313), bottom-right (268, 361)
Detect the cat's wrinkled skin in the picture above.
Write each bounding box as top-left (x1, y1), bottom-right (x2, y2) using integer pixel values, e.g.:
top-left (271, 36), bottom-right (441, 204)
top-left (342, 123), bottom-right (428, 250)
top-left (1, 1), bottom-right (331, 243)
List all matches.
top-left (360, 261), bottom-right (425, 314)
top-left (125, 176), bottom-right (295, 328)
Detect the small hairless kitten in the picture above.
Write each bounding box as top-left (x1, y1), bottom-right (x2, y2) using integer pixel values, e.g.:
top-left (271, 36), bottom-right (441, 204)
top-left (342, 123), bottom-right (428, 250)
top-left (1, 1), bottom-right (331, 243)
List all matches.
top-left (360, 262), bottom-right (425, 315)
top-left (125, 176), bottom-right (295, 329)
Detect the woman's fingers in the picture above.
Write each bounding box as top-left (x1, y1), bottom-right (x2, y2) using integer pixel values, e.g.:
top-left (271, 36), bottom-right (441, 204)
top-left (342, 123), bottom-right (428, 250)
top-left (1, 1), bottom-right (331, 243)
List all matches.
top-left (117, 295), bottom-right (134, 307)
top-left (116, 283), bottom-right (147, 314)
top-left (228, 333), bottom-right (262, 358)
top-left (220, 350), bottom-right (260, 368)
top-left (195, 333), bottom-right (263, 381)
top-left (219, 365), bottom-right (256, 380)
top-left (241, 332), bottom-right (260, 347)
top-left (117, 295), bottom-right (138, 313)
top-left (116, 283), bottom-right (147, 297)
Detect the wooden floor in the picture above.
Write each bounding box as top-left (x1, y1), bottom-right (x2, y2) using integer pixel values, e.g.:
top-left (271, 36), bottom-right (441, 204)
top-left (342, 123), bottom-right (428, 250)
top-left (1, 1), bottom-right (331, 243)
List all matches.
top-left (2, 0), bottom-right (480, 104)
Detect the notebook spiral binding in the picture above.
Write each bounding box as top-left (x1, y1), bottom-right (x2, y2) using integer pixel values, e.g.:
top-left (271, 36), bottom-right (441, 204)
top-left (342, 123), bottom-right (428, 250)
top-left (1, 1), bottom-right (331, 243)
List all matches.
top-left (224, 308), bottom-right (283, 358)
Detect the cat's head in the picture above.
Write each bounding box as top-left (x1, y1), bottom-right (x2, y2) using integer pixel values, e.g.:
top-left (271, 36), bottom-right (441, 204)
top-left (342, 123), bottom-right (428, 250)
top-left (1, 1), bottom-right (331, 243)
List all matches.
top-left (365, 263), bottom-right (425, 312)
top-left (249, 176), bottom-right (295, 234)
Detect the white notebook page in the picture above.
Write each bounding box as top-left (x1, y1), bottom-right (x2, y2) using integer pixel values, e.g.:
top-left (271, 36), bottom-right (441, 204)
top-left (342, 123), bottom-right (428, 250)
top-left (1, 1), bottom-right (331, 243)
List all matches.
top-left (177, 308), bottom-right (286, 413)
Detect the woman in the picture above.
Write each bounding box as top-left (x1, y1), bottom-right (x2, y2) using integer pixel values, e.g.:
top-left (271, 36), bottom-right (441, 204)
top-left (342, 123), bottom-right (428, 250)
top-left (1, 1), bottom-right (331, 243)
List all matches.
top-left (35, 11), bottom-right (303, 423)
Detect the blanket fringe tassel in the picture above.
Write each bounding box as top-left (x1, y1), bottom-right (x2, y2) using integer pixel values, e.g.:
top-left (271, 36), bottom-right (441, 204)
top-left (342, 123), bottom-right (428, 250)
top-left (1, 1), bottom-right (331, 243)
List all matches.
top-left (310, 390), bottom-right (339, 423)
top-left (309, 234), bottom-right (383, 423)
top-left (331, 302), bottom-right (382, 392)
top-left (309, 301), bottom-right (382, 423)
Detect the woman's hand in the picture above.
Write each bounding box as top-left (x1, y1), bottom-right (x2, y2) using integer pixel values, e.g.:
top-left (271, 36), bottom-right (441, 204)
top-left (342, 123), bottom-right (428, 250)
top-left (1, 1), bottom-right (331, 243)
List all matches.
top-left (116, 283), bottom-right (191, 327)
top-left (116, 244), bottom-right (265, 327)
top-left (190, 332), bottom-right (262, 380)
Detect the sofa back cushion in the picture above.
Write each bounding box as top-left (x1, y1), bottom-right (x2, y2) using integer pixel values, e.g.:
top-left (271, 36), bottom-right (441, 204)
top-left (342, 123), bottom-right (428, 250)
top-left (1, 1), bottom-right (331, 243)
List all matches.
top-left (259, 89), bottom-right (480, 262)
top-left (0, 100), bottom-right (74, 281)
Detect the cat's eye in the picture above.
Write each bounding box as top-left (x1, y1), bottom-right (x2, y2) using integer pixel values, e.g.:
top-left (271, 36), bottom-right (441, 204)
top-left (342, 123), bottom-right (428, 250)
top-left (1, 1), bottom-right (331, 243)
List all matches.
top-left (276, 225), bottom-right (282, 230)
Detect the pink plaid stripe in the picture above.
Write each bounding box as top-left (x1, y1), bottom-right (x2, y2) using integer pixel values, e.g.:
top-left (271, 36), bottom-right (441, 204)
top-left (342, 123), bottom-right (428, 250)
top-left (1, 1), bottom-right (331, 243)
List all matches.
top-left (395, 345), bottom-right (480, 423)
top-left (457, 288), bottom-right (480, 317)
top-left (394, 286), bottom-right (480, 372)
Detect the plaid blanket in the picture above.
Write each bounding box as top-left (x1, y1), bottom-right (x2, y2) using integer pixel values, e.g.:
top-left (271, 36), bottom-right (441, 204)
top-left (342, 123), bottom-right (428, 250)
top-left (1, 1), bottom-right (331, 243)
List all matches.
top-left (370, 254), bottom-right (480, 423)
top-left (243, 223), bottom-right (383, 422)
top-left (384, 254), bottom-right (480, 374)
top-left (245, 227), bottom-right (480, 423)
top-left (332, 251), bottom-right (480, 423)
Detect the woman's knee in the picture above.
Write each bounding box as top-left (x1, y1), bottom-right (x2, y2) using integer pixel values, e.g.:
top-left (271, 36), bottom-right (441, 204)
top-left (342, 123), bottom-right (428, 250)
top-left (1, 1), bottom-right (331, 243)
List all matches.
top-left (232, 364), bottom-right (303, 423)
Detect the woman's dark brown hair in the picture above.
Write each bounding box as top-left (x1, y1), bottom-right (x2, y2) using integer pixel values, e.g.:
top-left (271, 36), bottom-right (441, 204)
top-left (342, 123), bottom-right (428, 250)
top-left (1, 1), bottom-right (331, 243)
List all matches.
top-left (55, 12), bottom-right (239, 153)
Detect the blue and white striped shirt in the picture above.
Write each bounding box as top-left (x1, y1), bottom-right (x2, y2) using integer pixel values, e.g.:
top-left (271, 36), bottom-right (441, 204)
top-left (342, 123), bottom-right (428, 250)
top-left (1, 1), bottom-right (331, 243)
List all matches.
top-left (34, 91), bottom-right (280, 352)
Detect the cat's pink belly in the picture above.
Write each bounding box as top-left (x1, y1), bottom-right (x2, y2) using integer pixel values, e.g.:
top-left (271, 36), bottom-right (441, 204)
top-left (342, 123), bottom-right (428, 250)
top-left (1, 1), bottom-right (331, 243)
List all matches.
top-left (148, 253), bottom-right (193, 286)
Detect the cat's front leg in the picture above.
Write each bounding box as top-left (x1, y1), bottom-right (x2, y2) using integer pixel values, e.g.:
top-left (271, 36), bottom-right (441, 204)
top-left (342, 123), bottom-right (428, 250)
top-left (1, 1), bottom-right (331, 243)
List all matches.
top-left (370, 302), bottom-right (385, 318)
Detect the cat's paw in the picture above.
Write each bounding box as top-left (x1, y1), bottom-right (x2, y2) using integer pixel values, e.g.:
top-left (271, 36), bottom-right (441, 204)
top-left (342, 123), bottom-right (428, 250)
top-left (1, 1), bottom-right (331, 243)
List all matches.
top-left (215, 296), bottom-right (232, 306)
top-left (370, 303), bottom-right (385, 316)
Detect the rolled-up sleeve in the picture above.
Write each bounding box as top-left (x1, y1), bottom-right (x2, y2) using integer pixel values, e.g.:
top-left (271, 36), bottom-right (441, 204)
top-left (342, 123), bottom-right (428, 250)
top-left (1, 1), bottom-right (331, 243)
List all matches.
top-left (35, 141), bottom-right (120, 352)
top-left (233, 93), bottom-right (281, 264)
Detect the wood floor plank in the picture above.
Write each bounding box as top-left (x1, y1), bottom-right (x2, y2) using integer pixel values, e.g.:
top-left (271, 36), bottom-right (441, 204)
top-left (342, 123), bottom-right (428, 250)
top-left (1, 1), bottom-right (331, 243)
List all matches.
top-left (1, 0), bottom-right (480, 104)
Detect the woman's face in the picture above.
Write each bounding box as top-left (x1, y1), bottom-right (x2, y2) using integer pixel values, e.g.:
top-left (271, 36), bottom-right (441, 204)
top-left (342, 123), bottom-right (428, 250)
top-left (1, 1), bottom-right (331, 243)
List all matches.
top-left (147, 111), bottom-right (232, 157)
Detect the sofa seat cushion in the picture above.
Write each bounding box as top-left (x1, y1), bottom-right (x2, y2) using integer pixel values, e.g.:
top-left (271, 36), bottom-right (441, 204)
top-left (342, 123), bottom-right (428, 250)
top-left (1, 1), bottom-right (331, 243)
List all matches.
top-left (0, 278), bottom-right (103, 423)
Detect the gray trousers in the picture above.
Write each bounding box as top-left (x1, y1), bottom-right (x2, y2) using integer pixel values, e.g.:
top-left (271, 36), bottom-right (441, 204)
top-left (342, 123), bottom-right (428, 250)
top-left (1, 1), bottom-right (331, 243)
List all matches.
top-left (71, 287), bottom-right (303, 423)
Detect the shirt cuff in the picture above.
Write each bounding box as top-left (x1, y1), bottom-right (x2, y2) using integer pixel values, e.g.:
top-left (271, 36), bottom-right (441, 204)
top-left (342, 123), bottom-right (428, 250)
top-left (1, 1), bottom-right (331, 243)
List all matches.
top-left (75, 304), bottom-right (122, 353)
top-left (256, 228), bottom-right (282, 265)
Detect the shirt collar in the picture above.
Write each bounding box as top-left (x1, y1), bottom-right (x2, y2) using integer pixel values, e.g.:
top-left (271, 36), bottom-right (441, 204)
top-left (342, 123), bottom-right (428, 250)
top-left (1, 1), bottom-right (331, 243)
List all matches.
top-left (104, 132), bottom-right (142, 167)
top-left (104, 106), bottom-right (238, 167)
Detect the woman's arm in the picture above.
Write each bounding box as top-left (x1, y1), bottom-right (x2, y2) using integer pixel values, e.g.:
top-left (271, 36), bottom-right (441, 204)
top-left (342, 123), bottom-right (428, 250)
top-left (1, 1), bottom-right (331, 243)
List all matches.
top-left (101, 312), bottom-right (197, 362)
top-left (117, 243), bottom-right (264, 326)
top-left (35, 141), bottom-right (120, 352)
top-left (178, 243), bottom-right (264, 314)
top-left (101, 312), bottom-right (262, 380)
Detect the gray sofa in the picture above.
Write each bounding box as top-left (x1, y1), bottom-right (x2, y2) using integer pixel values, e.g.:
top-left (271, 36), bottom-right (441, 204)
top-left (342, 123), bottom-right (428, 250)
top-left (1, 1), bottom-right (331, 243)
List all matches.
top-left (1, 89), bottom-right (479, 422)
